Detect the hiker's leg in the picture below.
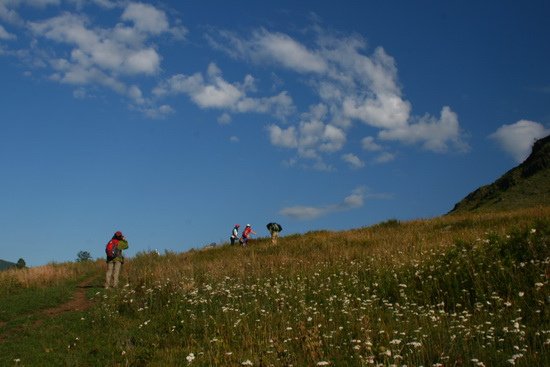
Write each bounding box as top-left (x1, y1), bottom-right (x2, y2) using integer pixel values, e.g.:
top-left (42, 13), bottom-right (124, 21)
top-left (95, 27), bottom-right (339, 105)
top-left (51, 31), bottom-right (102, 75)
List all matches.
top-left (272, 231), bottom-right (278, 245)
top-left (105, 261), bottom-right (114, 288)
top-left (112, 261), bottom-right (122, 287)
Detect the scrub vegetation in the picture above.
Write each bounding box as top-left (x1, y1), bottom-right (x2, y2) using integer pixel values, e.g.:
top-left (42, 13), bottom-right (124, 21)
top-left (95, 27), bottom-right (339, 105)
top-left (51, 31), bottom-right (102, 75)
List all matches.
top-left (0, 207), bottom-right (548, 366)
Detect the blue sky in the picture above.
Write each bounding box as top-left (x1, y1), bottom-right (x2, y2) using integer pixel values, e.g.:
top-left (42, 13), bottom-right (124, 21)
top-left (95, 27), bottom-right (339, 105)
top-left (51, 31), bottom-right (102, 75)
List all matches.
top-left (1, 0), bottom-right (549, 267)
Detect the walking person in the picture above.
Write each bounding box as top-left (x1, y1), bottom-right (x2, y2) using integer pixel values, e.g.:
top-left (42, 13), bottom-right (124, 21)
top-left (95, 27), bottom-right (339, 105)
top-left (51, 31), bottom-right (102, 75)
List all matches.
top-left (230, 224), bottom-right (240, 245)
top-left (266, 222), bottom-right (283, 245)
top-left (239, 224), bottom-right (256, 246)
top-left (104, 231), bottom-right (129, 289)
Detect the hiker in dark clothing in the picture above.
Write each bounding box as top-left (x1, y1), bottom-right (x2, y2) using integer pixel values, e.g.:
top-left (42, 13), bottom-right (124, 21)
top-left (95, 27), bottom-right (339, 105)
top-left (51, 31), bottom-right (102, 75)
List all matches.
top-left (266, 222), bottom-right (283, 245)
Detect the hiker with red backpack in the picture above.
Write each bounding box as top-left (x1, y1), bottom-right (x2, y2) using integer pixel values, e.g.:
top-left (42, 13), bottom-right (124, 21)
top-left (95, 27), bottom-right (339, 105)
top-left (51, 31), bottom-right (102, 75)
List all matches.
top-left (104, 231), bottom-right (129, 289)
top-left (239, 224), bottom-right (256, 246)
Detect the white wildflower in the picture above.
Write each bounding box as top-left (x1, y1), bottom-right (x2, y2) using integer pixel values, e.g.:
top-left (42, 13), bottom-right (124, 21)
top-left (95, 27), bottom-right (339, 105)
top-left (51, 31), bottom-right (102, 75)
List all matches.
top-left (186, 353), bottom-right (195, 363)
top-left (242, 360), bottom-right (253, 366)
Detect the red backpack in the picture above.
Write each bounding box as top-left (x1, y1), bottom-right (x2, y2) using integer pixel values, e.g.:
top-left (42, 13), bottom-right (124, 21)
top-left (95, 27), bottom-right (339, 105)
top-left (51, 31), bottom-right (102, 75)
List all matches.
top-left (105, 239), bottom-right (120, 258)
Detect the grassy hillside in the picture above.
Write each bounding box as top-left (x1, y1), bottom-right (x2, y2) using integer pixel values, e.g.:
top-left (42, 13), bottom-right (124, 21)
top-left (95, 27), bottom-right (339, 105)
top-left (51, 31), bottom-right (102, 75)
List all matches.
top-left (0, 259), bottom-right (16, 271)
top-left (450, 135), bottom-right (550, 213)
top-left (0, 207), bottom-right (548, 366)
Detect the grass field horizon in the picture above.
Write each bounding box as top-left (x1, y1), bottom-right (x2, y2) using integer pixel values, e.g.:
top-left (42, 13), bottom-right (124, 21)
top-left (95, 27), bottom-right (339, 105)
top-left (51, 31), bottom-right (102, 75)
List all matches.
top-left (1, 206), bottom-right (548, 366)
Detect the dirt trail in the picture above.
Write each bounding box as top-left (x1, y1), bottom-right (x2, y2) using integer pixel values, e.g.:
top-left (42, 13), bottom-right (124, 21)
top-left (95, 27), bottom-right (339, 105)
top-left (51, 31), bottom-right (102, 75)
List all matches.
top-left (41, 277), bottom-right (96, 317)
top-left (0, 276), bottom-right (98, 342)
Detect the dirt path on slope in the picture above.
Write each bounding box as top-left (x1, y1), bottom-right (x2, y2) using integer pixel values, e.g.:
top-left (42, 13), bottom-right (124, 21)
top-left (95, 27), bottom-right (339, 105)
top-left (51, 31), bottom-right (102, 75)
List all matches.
top-left (0, 276), bottom-right (99, 342)
top-left (41, 276), bottom-right (96, 317)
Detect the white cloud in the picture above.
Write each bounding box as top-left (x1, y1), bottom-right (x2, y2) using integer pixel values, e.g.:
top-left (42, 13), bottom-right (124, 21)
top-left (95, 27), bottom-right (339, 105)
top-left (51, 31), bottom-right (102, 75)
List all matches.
top-left (0, 1), bottom-right (188, 117)
top-left (141, 104), bottom-right (174, 119)
top-left (342, 153), bottom-right (364, 169)
top-left (319, 124), bottom-right (346, 152)
top-left (374, 151), bottom-right (396, 164)
top-left (0, 2), bottom-right (23, 26)
top-left (268, 118), bottom-right (346, 161)
top-left (121, 3), bottom-right (169, 35)
top-left (361, 136), bottom-right (382, 151)
top-left (343, 186), bottom-right (366, 208)
top-left (155, 63), bottom-right (295, 116)
top-left (378, 106), bottom-right (469, 153)
top-left (490, 120), bottom-right (549, 163)
top-left (25, 0), bottom-right (61, 7)
top-left (127, 84), bottom-right (144, 104)
top-left (218, 112), bottom-right (232, 124)
top-left (0, 24), bottom-right (16, 40)
top-left (208, 26), bottom-right (468, 164)
top-left (268, 125), bottom-right (298, 148)
top-left (279, 205), bottom-right (327, 220)
top-left (343, 93), bottom-right (411, 129)
top-left (250, 29), bottom-right (327, 73)
top-left (29, 13), bottom-right (162, 76)
top-left (229, 136), bottom-right (239, 143)
top-left (280, 186), bottom-right (367, 220)
top-left (207, 28), bottom-right (327, 74)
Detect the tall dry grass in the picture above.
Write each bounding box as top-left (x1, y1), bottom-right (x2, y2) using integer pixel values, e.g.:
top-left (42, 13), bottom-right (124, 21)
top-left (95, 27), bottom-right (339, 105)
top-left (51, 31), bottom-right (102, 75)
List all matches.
top-left (0, 260), bottom-right (102, 292)
top-left (121, 206), bottom-right (550, 287)
top-left (85, 206), bottom-right (548, 366)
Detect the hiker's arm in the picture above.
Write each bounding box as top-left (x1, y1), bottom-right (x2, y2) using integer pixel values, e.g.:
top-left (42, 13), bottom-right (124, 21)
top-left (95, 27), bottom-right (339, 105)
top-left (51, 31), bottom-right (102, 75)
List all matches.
top-left (118, 240), bottom-right (129, 250)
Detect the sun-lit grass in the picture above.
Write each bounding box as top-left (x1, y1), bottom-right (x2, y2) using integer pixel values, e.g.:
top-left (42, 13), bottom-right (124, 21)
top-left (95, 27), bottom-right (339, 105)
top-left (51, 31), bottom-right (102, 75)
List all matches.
top-left (0, 260), bottom-right (101, 292)
top-left (1, 206), bottom-right (548, 366)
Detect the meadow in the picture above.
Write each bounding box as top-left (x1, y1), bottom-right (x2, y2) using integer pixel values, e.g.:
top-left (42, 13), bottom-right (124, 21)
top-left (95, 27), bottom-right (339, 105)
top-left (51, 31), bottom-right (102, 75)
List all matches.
top-left (0, 207), bottom-right (548, 366)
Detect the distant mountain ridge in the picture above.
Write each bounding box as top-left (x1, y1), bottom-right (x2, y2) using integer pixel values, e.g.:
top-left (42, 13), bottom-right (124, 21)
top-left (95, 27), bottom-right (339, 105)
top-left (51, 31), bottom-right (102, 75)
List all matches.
top-left (449, 135), bottom-right (550, 213)
top-left (0, 259), bottom-right (16, 271)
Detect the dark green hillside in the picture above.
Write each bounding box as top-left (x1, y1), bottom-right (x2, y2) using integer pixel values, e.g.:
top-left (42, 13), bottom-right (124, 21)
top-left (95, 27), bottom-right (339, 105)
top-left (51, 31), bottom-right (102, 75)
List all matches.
top-left (449, 135), bottom-right (550, 213)
top-left (0, 259), bottom-right (16, 271)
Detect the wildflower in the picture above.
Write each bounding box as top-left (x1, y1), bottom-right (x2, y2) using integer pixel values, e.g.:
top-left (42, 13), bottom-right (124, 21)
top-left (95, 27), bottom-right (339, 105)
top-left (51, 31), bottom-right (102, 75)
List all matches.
top-left (317, 362), bottom-right (331, 366)
top-left (186, 353), bottom-right (195, 363)
top-left (242, 360), bottom-right (253, 366)
top-left (530, 228), bottom-right (536, 234)
top-left (518, 292), bottom-right (524, 297)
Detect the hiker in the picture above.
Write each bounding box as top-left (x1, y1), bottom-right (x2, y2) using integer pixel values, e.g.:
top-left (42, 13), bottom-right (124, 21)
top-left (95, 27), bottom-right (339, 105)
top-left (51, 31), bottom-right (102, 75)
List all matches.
top-left (266, 222), bottom-right (283, 245)
top-left (230, 224), bottom-right (240, 245)
top-left (104, 231), bottom-right (129, 289)
top-left (239, 224), bottom-right (256, 246)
